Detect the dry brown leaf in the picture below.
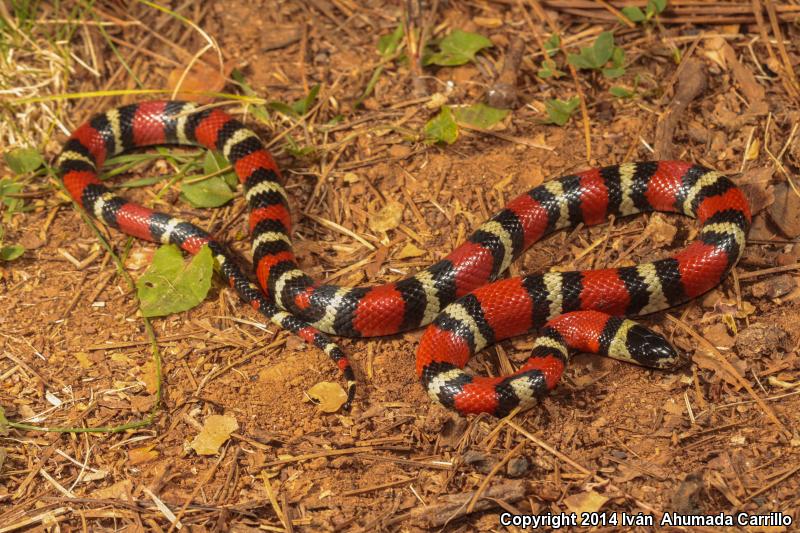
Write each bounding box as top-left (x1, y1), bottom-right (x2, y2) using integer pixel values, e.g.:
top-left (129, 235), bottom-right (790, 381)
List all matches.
top-left (140, 360), bottom-right (159, 395)
top-left (73, 352), bottom-right (92, 369)
top-left (306, 381), bottom-right (348, 413)
top-left (646, 213), bottom-right (678, 246)
top-left (92, 479), bottom-right (132, 500)
top-left (191, 414), bottom-right (239, 455)
top-left (369, 201), bottom-right (404, 233)
top-left (128, 445), bottom-right (159, 465)
top-left (563, 490), bottom-right (608, 515)
top-left (396, 242), bottom-right (426, 259)
top-left (167, 62), bottom-right (227, 103)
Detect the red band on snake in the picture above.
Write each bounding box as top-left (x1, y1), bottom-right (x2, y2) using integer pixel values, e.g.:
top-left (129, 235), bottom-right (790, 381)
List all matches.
top-left (57, 101), bottom-right (751, 417)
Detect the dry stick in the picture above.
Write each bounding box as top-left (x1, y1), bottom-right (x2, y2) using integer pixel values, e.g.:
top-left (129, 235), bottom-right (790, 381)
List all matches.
top-left (465, 441), bottom-right (525, 513)
top-left (304, 212), bottom-right (377, 251)
top-left (743, 464), bottom-right (800, 502)
top-left (505, 420), bottom-right (590, 474)
top-left (385, 481), bottom-right (527, 528)
top-left (622, 34), bottom-right (705, 162)
top-left (460, 123), bottom-right (554, 150)
top-left (737, 261), bottom-right (800, 280)
top-left (764, 0), bottom-right (800, 102)
top-left (653, 58), bottom-right (707, 160)
top-left (0, 508), bottom-right (70, 533)
top-left (261, 473), bottom-right (289, 531)
top-left (665, 314), bottom-right (791, 439)
top-left (506, 420), bottom-right (662, 515)
top-left (340, 476), bottom-right (420, 497)
top-left (750, 0), bottom-right (799, 103)
top-left (526, 0), bottom-right (592, 162)
top-left (487, 37), bottom-right (526, 108)
top-left (263, 446), bottom-right (375, 467)
top-left (404, 0), bottom-right (436, 97)
top-left (595, 0), bottom-right (636, 28)
top-left (165, 447), bottom-right (228, 533)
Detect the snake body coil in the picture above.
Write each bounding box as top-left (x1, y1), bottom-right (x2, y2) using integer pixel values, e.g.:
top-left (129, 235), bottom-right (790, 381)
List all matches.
top-left (58, 101), bottom-right (751, 417)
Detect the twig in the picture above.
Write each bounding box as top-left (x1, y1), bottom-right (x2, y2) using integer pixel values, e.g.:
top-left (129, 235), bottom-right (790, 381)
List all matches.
top-left (665, 314), bottom-right (791, 439)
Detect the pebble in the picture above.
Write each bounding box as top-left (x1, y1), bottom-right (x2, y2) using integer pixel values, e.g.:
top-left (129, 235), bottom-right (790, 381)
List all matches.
top-left (462, 450), bottom-right (495, 474)
top-left (735, 322), bottom-right (791, 356)
top-left (506, 456), bottom-right (530, 477)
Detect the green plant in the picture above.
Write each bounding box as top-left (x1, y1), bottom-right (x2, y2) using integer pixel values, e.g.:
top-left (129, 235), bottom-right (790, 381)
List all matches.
top-left (622, 0), bottom-right (668, 23)
top-left (542, 97), bottom-right (580, 126)
top-left (424, 103), bottom-right (509, 144)
top-left (0, 146), bottom-right (44, 261)
top-left (424, 106), bottom-right (458, 144)
top-left (567, 32), bottom-right (625, 79)
top-left (355, 24), bottom-right (405, 107)
top-left (423, 29), bottom-right (493, 67)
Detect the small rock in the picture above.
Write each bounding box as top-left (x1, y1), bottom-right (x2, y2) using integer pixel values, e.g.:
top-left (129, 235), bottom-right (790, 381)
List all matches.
top-left (749, 274), bottom-right (796, 299)
top-left (19, 232), bottom-right (44, 250)
top-left (306, 457), bottom-right (328, 470)
top-left (768, 182), bottom-right (800, 238)
top-left (609, 449), bottom-right (627, 460)
top-left (330, 457), bottom-right (353, 469)
top-left (438, 416), bottom-right (468, 448)
top-left (735, 322), bottom-right (791, 356)
top-left (388, 144), bottom-right (412, 158)
top-left (462, 450), bottom-right (495, 474)
top-left (670, 473), bottom-right (703, 514)
top-left (506, 456), bottom-right (530, 478)
top-left (686, 120), bottom-right (709, 143)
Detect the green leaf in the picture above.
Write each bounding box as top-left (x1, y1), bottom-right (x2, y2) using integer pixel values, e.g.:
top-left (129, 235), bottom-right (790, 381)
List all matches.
top-left (377, 24), bottom-right (403, 57)
top-left (593, 31), bottom-right (615, 65)
top-left (424, 106), bottom-right (458, 144)
top-left (610, 46), bottom-right (625, 68)
top-left (647, 0), bottom-right (667, 18)
top-left (544, 34), bottom-right (560, 57)
top-left (4, 147), bottom-right (43, 174)
top-left (0, 406), bottom-right (8, 436)
top-left (538, 58), bottom-right (565, 79)
top-left (603, 67), bottom-right (625, 78)
top-left (267, 85), bottom-right (321, 118)
top-left (231, 70), bottom-right (271, 123)
top-left (0, 244), bottom-right (24, 261)
top-left (266, 101), bottom-right (297, 117)
top-left (610, 86), bottom-right (635, 98)
top-left (203, 151), bottom-right (238, 189)
top-left (452, 103), bottom-right (509, 129)
top-left (0, 178), bottom-right (23, 199)
top-left (423, 29), bottom-right (492, 66)
top-left (621, 6), bottom-right (646, 22)
top-left (542, 97), bottom-right (580, 126)
top-left (137, 244), bottom-right (213, 317)
top-left (0, 178), bottom-right (24, 220)
top-left (568, 31), bottom-right (616, 71)
top-left (603, 47), bottom-right (626, 78)
top-left (181, 176), bottom-right (234, 208)
top-left (292, 84), bottom-right (320, 116)
top-left (285, 135), bottom-right (316, 158)
top-left (179, 152), bottom-right (238, 207)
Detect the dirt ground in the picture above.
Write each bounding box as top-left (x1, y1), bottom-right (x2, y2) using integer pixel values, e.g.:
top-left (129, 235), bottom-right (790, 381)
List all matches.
top-left (1, 1), bottom-right (800, 531)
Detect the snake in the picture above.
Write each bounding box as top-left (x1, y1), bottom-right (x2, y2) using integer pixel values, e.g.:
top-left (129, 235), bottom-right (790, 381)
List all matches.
top-left (57, 100), bottom-right (751, 417)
